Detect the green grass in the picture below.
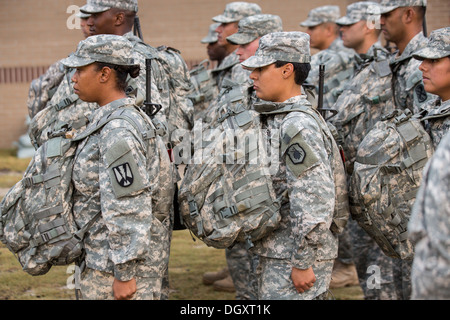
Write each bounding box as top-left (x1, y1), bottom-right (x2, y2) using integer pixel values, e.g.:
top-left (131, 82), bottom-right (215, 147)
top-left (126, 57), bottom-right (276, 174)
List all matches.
top-left (0, 148), bottom-right (363, 300)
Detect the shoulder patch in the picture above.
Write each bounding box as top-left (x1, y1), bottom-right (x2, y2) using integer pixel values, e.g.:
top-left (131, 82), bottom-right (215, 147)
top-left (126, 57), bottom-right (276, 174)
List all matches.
top-left (284, 133), bottom-right (320, 178)
top-left (112, 162), bottom-right (134, 187)
top-left (287, 143), bottom-right (306, 164)
top-left (415, 83), bottom-right (428, 103)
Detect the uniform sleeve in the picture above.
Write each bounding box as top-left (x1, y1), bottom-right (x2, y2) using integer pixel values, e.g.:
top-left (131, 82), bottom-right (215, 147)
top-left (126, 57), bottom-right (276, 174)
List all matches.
top-left (282, 115), bottom-right (336, 270)
top-left (98, 120), bottom-right (153, 281)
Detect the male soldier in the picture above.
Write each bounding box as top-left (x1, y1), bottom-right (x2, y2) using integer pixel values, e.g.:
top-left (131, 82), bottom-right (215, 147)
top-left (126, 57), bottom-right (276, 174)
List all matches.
top-left (371, 0), bottom-right (435, 114)
top-left (300, 5), bottom-right (356, 111)
top-left (203, 14), bottom-right (283, 299)
top-left (241, 31), bottom-right (345, 299)
top-left (333, 1), bottom-right (399, 299)
top-left (210, 1), bottom-right (262, 89)
top-left (189, 23), bottom-right (227, 121)
top-left (409, 27), bottom-right (450, 299)
top-left (369, 0), bottom-right (434, 300)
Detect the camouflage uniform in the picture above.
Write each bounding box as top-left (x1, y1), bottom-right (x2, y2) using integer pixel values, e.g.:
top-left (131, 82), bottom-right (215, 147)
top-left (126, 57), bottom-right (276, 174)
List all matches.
top-left (413, 27), bottom-right (450, 149)
top-left (200, 13), bottom-right (283, 300)
top-left (409, 31), bottom-right (450, 298)
top-left (210, 2), bottom-right (261, 90)
top-left (300, 6), bottom-right (356, 110)
top-left (189, 23), bottom-right (221, 121)
top-left (369, 0), bottom-right (436, 114)
top-left (242, 32), bottom-right (339, 300)
top-left (60, 35), bottom-right (165, 300)
top-left (409, 131), bottom-right (450, 299)
top-left (332, 2), bottom-right (398, 299)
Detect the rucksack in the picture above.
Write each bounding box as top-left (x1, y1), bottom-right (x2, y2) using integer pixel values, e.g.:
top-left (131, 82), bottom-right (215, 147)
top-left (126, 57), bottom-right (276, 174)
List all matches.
top-left (0, 105), bottom-right (173, 276)
top-left (178, 88), bottom-right (349, 249)
top-left (349, 109), bottom-right (434, 260)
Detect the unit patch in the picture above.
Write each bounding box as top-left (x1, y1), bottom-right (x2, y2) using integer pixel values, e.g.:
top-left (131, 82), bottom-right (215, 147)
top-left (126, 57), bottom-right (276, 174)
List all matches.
top-left (287, 143), bottom-right (306, 164)
top-left (112, 162), bottom-right (134, 187)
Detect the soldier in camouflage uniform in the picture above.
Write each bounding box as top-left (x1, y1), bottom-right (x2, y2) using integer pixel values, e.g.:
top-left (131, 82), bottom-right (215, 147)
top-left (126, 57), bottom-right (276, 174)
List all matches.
top-left (200, 14), bottom-right (284, 299)
top-left (210, 2), bottom-right (261, 89)
top-left (75, 0), bottom-right (191, 300)
top-left (27, 12), bottom-right (90, 119)
top-left (333, 1), bottom-right (399, 299)
top-left (408, 26), bottom-right (450, 299)
top-left (300, 5), bottom-right (356, 111)
top-left (189, 23), bottom-right (226, 121)
top-left (370, 0), bottom-right (435, 114)
top-left (242, 32), bottom-right (342, 300)
top-left (368, 0), bottom-right (436, 300)
top-left (413, 27), bottom-right (450, 149)
top-left (61, 34), bottom-right (165, 300)
top-left (409, 130), bottom-right (450, 299)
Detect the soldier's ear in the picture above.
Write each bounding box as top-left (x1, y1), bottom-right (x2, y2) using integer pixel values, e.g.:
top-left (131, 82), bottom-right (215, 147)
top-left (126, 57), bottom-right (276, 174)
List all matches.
top-left (99, 66), bottom-right (113, 83)
top-left (114, 11), bottom-right (125, 26)
top-left (282, 63), bottom-right (295, 79)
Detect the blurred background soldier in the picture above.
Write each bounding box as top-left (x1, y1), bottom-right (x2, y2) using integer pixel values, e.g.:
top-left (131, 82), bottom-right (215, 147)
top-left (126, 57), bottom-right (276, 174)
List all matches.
top-left (210, 1), bottom-right (262, 89)
top-left (300, 5), bottom-right (356, 111)
top-left (332, 1), bottom-right (399, 299)
top-left (189, 23), bottom-right (226, 121)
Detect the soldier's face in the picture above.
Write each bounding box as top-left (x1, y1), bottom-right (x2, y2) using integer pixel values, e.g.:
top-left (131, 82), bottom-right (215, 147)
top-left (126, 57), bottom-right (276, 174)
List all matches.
top-left (215, 22), bottom-right (239, 46)
top-left (419, 57), bottom-right (450, 101)
top-left (236, 38), bottom-right (260, 63)
top-left (380, 8), bottom-right (405, 43)
top-left (305, 24), bottom-right (329, 50)
top-left (340, 21), bottom-right (366, 52)
top-left (86, 10), bottom-right (117, 36)
top-left (250, 63), bottom-right (288, 102)
top-left (71, 64), bottom-right (102, 103)
top-left (207, 42), bottom-right (228, 62)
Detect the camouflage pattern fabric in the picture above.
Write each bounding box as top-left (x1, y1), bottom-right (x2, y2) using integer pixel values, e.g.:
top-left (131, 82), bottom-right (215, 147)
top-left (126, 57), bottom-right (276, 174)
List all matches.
top-left (210, 51), bottom-right (241, 90)
top-left (373, 0), bottom-right (427, 14)
top-left (253, 95), bottom-right (342, 299)
top-left (335, 1), bottom-right (381, 26)
top-left (212, 1), bottom-right (262, 23)
top-left (80, 0), bottom-right (138, 13)
top-left (332, 42), bottom-right (395, 175)
top-left (226, 14), bottom-right (283, 46)
top-left (72, 98), bottom-right (167, 299)
top-left (307, 38), bottom-right (356, 110)
top-left (421, 98), bottom-right (450, 149)
top-left (390, 32), bottom-right (436, 113)
top-left (299, 5), bottom-right (341, 27)
top-left (27, 60), bottom-right (65, 119)
top-left (409, 131), bottom-right (450, 300)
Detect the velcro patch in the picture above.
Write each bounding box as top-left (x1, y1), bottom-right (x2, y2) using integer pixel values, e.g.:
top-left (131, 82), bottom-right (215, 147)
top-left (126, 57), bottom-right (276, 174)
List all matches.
top-left (287, 143), bottom-right (306, 164)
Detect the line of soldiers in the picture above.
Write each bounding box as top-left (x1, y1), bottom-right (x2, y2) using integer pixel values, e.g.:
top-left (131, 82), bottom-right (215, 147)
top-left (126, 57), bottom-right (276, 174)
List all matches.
top-left (25, 0), bottom-right (449, 300)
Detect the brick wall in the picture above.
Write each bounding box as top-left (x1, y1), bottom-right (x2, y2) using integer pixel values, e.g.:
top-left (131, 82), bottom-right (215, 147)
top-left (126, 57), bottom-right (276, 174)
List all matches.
top-left (0, 0), bottom-right (448, 148)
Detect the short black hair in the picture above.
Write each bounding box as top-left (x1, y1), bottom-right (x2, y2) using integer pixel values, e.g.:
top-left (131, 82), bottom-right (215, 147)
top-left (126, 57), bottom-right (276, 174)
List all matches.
top-left (274, 61), bottom-right (311, 85)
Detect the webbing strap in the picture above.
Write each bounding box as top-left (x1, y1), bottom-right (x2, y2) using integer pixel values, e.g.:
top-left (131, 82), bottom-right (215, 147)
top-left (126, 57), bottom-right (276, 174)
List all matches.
top-left (234, 185), bottom-right (269, 203)
top-left (35, 205), bottom-right (64, 220)
top-left (232, 170), bottom-right (264, 190)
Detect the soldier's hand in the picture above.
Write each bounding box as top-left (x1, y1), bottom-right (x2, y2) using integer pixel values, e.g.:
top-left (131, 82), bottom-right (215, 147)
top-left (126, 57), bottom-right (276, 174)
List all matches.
top-left (113, 278), bottom-right (137, 300)
top-left (291, 266), bottom-right (316, 293)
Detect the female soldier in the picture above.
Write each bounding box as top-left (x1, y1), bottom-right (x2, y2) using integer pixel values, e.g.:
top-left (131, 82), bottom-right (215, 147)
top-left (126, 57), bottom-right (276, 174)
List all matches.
top-left (61, 34), bottom-right (161, 300)
top-left (241, 32), bottom-right (346, 299)
top-left (409, 26), bottom-right (450, 299)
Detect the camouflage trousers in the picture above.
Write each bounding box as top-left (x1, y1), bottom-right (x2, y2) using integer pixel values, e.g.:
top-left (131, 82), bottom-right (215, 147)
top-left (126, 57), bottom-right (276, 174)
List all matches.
top-left (256, 256), bottom-right (334, 300)
top-left (226, 242), bottom-right (258, 300)
top-left (349, 218), bottom-right (412, 299)
top-left (79, 267), bottom-right (162, 300)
